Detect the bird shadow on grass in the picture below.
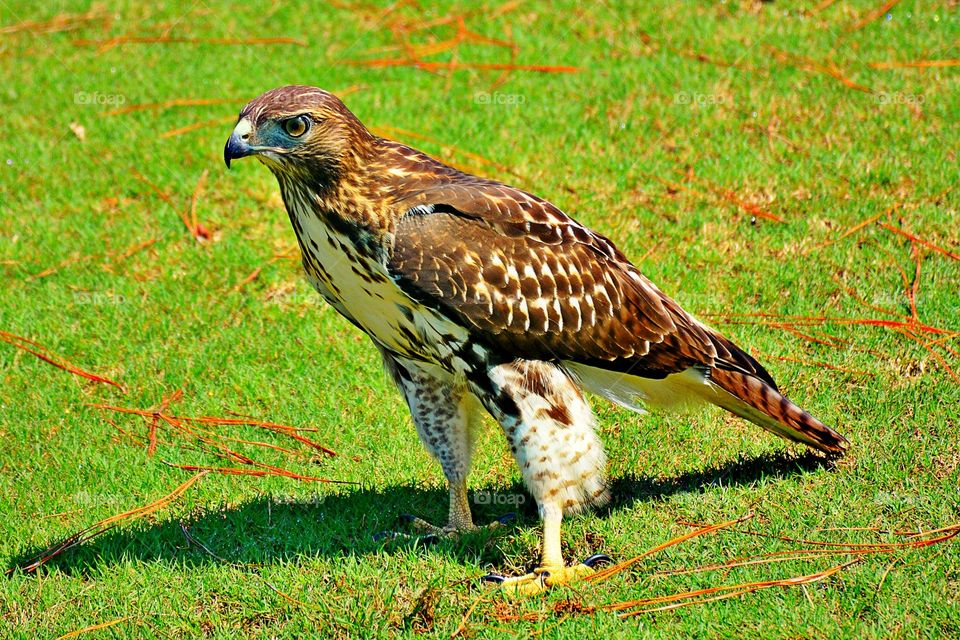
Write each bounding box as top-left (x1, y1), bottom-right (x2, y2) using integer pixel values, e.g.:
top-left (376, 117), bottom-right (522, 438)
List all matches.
top-left (8, 450), bottom-right (836, 577)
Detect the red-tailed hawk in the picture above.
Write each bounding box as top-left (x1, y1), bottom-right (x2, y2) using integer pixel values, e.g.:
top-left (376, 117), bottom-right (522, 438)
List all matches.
top-left (224, 85), bottom-right (847, 594)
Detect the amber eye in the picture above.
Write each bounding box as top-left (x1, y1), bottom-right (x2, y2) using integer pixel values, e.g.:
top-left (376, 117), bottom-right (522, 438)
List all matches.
top-left (283, 115), bottom-right (310, 138)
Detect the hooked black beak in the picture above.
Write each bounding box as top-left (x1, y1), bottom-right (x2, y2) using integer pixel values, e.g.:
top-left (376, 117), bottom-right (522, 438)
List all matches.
top-left (224, 119), bottom-right (254, 169)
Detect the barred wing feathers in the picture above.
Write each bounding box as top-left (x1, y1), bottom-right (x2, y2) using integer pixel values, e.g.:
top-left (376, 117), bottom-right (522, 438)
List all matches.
top-left (387, 180), bottom-right (847, 454)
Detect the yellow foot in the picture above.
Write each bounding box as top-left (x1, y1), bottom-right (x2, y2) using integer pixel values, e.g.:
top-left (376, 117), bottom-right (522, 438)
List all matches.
top-left (483, 555), bottom-right (611, 596)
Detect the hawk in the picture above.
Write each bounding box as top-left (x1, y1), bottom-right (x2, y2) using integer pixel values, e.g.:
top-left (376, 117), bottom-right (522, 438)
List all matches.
top-left (224, 85), bottom-right (848, 594)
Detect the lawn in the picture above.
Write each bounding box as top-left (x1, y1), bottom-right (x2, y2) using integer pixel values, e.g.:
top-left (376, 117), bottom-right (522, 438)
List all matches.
top-left (1, 1), bottom-right (959, 638)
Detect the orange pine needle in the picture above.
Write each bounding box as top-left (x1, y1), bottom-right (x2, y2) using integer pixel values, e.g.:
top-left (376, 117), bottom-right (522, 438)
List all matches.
top-left (54, 616), bottom-right (136, 640)
top-left (846, 0), bottom-right (901, 32)
top-left (27, 254), bottom-right (95, 280)
top-left (91, 400), bottom-right (340, 460)
top-left (263, 580), bottom-right (322, 610)
top-left (114, 237), bottom-right (158, 261)
top-left (878, 222), bottom-right (960, 261)
top-left (764, 45), bottom-right (872, 93)
top-left (813, 210), bottom-right (888, 252)
top-left (657, 551), bottom-right (859, 577)
top-left (104, 98), bottom-right (246, 117)
top-left (681, 520), bottom-right (960, 550)
top-left (830, 274), bottom-right (898, 318)
top-left (610, 523), bottom-right (960, 617)
top-left (772, 355), bottom-right (875, 377)
top-left (73, 35), bottom-right (307, 53)
top-left (189, 169), bottom-right (210, 240)
top-left (587, 514), bottom-right (753, 583)
top-left (716, 189), bottom-right (784, 223)
top-left (675, 171), bottom-right (784, 222)
top-left (768, 323), bottom-right (847, 348)
top-left (653, 173), bottom-right (784, 222)
top-left (344, 58), bottom-right (579, 73)
top-left (710, 313), bottom-right (955, 338)
top-left (146, 415), bottom-right (159, 457)
top-left (0, 330), bottom-right (124, 391)
top-left (131, 168), bottom-right (192, 232)
top-left (232, 266), bottom-right (263, 292)
top-left (161, 462), bottom-right (353, 484)
top-left (0, 8), bottom-right (108, 35)
top-left (870, 59), bottom-right (960, 70)
top-left (916, 341), bottom-right (960, 384)
top-left (132, 168), bottom-right (211, 240)
top-left (160, 115), bottom-right (237, 139)
top-left (908, 243), bottom-right (922, 321)
top-left (11, 473), bottom-right (207, 574)
top-left (616, 560), bottom-right (860, 617)
top-left (491, 521), bottom-right (959, 623)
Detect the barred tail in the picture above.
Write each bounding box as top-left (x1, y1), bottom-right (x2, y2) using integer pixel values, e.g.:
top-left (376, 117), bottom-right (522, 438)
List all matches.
top-left (705, 368), bottom-right (849, 455)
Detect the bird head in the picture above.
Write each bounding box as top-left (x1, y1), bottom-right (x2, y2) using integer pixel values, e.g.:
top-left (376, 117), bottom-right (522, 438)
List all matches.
top-left (224, 85), bottom-right (373, 185)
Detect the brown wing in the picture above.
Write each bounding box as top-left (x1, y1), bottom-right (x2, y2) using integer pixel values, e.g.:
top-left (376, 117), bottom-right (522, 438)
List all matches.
top-left (388, 180), bottom-right (775, 385)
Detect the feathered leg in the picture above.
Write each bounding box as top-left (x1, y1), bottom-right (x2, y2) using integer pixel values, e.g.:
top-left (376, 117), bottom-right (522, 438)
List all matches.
top-left (382, 352), bottom-right (510, 537)
top-left (473, 360), bottom-right (610, 594)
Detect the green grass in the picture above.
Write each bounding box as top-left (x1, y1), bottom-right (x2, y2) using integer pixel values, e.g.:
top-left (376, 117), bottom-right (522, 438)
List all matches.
top-left (2, 1), bottom-right (959, 637)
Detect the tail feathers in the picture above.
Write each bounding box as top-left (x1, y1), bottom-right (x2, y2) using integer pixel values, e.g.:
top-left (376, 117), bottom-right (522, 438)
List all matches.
top-left (564, 361), bottom-right (849, 456)
top-left (705, 368), bottom-right (848, 455)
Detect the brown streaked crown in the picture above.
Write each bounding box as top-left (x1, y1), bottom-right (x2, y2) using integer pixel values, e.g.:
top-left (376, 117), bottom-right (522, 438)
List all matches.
top-left (239, 85), bottom-right (355, 125)
top-left (237, 85), bottom-right (376, 180)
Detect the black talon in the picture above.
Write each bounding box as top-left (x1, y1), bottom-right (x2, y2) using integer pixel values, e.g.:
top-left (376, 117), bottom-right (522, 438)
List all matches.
top-left (481, 573), bottom-right (506, 584)
top-left (373, 530), bottom-right (396, 542)
top-left (420, 533), bottom-right (440, 545)
top-left (497, 512), bottom-right (517, 524)
top-left (582, 553), bottom-right (612, 568)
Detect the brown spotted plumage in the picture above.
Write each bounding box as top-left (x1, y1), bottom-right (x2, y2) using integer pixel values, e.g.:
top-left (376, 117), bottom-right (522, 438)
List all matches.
top-left (224, 86), bottom-right (848, 594)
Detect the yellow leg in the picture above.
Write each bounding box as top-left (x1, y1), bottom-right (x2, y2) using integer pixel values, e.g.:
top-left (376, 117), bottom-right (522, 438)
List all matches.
top-left (541, 504), bottom-right (564, 568)
top-left (485, 503), bottom-right (605, 596)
